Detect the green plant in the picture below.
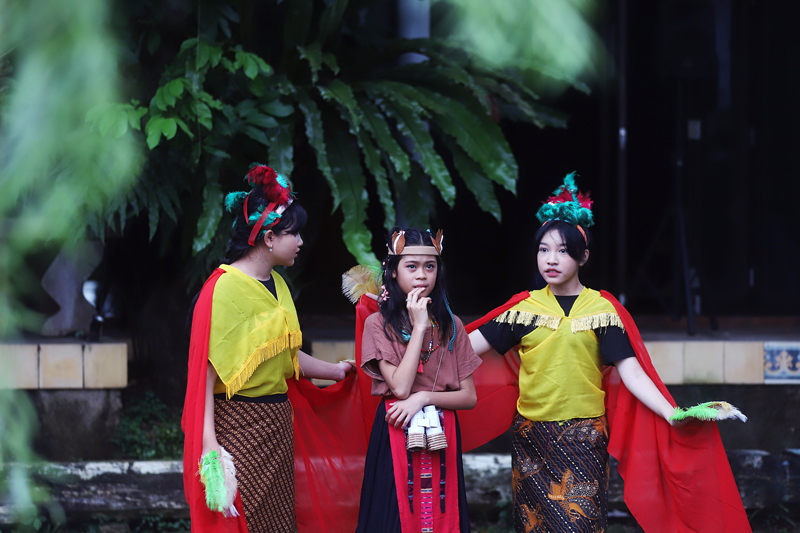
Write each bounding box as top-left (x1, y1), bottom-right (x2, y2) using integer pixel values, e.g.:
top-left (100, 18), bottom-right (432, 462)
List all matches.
top-left (112, 392), bottom-right (182, 460)
top-left (84, 0), bottom-right (588, 286)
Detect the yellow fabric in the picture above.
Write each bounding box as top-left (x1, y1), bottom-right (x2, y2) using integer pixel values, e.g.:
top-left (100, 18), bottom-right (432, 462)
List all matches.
top-left (208, 265), bottom-right (302, 398)
top-left (496, 286), bottom-right (622, 421)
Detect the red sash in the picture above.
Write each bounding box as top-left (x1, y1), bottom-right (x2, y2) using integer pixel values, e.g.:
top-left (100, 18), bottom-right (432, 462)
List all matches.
top-left (387, 400), bottom-right (460, 533)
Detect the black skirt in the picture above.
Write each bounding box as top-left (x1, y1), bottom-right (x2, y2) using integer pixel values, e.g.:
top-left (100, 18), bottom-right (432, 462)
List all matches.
top-left (355, 401), bottom-right (471, 533)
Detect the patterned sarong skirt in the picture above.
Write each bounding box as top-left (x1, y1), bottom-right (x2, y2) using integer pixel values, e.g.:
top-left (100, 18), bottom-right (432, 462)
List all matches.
top-left (214, 394), bottom-right (294, 533)
top-left (511, 413), bottom-right (609, 533)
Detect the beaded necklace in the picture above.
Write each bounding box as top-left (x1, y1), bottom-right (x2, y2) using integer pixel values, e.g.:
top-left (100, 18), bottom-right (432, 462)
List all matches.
top-left (400, 318), bottom-right (441, 373)
top-left (417, 319), bottom-right (440, 373)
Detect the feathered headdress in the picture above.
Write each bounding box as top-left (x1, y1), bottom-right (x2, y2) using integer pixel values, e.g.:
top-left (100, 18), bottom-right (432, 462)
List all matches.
top-left (535, 172), bottom-right (594, 228)
top-left (224, 163), bottom-right (295, 246)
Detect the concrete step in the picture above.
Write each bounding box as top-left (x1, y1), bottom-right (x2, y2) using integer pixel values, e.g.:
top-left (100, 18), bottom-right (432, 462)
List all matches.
top-left (2, 449), bottom-right (798, 523)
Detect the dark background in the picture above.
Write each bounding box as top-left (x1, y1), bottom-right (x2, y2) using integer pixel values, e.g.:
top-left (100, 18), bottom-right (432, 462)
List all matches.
top-left (34, 0), bottom-right (797, 419)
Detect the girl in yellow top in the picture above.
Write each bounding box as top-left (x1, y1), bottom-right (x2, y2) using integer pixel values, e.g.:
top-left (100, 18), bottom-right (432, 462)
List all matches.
top-left (183, 164), bottom-right (352, 533)
top-left (468, 174), bottom-right (677, 533)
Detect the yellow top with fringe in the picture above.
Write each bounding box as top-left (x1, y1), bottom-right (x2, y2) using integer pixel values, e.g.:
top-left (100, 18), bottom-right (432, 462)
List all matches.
top-left (209, 264), bottom-right (301, 399)
top-left (494, 286), bottom-right (623, 422)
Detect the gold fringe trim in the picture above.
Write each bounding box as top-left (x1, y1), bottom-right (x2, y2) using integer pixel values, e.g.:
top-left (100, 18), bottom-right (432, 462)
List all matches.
top-left (493, 310), bottom-right (624, 334)
top-left (571, 313), bottom-right (624, 333)
top-left (494, 310), bottom-right (562, 330)
top-left (223, 330), bottom-right (303, 399)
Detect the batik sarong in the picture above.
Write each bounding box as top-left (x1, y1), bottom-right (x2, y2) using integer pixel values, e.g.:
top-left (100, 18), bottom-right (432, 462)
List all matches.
top-left (214, 394), bottom-right (295, 533)
top-left (512, 413), bottom-right (609, 533)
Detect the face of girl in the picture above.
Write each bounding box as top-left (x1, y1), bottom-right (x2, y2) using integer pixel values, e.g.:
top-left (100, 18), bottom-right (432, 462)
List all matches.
top-left (268, 230), bottom-right (303, 266)
top-left (392, 255), bottom-right (438, 298)
top-left (537, 228), bottom-right (585, 295)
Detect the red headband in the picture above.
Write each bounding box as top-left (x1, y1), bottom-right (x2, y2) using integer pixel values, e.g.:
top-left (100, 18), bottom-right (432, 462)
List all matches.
top-left (243, 193), bottom-right (282, 247)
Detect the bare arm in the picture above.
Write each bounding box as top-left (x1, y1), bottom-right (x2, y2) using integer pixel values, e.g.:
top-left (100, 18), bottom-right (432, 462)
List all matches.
top-left (615, 357), bottom-right (677, 423)
top-left (202, 363), bottom-right (220, 455)
top-left (385, 376), bottom-right (478, 428)
top-left (469, 329), bottom-right (493, 356)
top-left (297, 350), bottom-right (353, 381)
top-left (377, 287), bottom-right (430, 399)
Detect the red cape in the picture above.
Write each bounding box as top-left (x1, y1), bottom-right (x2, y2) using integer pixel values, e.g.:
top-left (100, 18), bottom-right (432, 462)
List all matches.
top-left (182, 268), bottom-right (248, 533)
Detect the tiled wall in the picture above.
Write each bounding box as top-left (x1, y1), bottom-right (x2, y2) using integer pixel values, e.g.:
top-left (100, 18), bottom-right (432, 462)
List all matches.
top-left (0, 343), bottom-right (127, 389)
top-left (647, 341), bottom-right (768, 384)
top-left (764, 342), bottom-right (800, 384)
top-left (310, 340), bottom-right (800, 385)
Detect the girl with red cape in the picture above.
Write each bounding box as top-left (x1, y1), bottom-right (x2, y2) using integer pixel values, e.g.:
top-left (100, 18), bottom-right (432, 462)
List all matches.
top-left (462, 173), bottom-right (751, 532)
top-left (182, 164), bottom-right (353, 533)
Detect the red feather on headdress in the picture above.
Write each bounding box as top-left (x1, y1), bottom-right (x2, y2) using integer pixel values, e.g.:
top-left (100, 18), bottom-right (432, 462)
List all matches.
top-left (546, 188), bottom-right (575, 204)
top-left (544, 187), bottom-right (593, 210)
top-left (247, 165), bottom-right (292, 205)
top-left (576, 191), bottom-right (593, 210)
top-left (246, 165), bottom-right (277, 186)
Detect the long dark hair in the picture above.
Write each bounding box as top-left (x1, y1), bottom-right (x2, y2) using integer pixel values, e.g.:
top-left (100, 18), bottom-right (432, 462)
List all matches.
top-left (379, 227), bottom-right (454, 348)
top-left (223, 199), bottom-right (308, 264)
top-left (533, 220), bottom-right (593, 264)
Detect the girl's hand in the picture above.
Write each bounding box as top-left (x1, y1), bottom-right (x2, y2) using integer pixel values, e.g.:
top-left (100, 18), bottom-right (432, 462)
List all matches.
top-left (333, 360), bottom-right (356, 381)
top-left (385, 393), bottom-right (428, 428)
top-left (405, 287), bottom-right (431, 329)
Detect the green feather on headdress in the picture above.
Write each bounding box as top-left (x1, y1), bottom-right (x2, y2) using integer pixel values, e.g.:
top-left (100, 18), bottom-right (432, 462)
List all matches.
top-left (535, 172), bottom-right (594, 227)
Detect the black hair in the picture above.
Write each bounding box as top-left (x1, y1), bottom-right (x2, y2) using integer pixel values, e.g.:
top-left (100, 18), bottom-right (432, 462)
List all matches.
top-left (379, 227), bottom-right (454, 348)
top-left (223, 200), bottom-right (307, 264)
top-left (533, 220), bottom-right (593, 264)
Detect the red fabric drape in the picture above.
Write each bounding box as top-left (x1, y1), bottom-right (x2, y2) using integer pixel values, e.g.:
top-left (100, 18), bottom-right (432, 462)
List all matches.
top-left (458, 291), bottom-right (529, 451)
top-left (288, 295), bottom-right (381, 533)
top-left (600, 291), bottom-right (751, 533)
top-left (182, 268), bottom-right (248, 533)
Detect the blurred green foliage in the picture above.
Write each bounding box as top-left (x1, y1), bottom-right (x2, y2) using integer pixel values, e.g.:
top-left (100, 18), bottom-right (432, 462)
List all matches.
top-left (0, 0), bottom-right (142, 336)
top-left (437, 0), bottom-right (604, 95)
top-left (0, 0), bottom-right (141, 521)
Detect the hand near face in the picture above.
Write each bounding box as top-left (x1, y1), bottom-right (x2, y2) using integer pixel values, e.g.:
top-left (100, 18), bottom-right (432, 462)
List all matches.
top-left (405, 287), bottom-right (430, 329)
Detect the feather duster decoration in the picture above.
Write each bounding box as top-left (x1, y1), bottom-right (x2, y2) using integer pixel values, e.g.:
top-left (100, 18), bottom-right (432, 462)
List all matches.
top-left (669, 401), bottom-right (748, 423)
top-left (199, 447), bottom-right (240, 517)
top-left (535, 172), bottom-right (594, 227)
top-left (342, 265), bottom-right (382, 304)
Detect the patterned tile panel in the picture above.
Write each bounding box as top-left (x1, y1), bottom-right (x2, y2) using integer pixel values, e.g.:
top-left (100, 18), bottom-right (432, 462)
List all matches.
top-left (764, 342), bottom-right (800, 384)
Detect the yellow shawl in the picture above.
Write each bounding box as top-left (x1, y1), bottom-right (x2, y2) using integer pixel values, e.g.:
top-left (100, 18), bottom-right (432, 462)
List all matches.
top-left (209, 264), bottom-right (302, 398)
top-left (494, 286), bottom-right (623, 421)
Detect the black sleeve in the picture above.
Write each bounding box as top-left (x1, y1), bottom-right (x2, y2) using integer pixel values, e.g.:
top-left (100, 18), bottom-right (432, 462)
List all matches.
top-left (597, 325), bottom-right (636, 365)
top-left (478, 319), bottom-right (536, 354)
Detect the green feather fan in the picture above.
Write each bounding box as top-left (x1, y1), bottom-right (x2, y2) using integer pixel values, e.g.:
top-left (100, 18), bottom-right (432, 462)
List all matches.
top-left (199, 447), bottom-right (240, 516)
top-left (669, 401), bottom-right (748, 423)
